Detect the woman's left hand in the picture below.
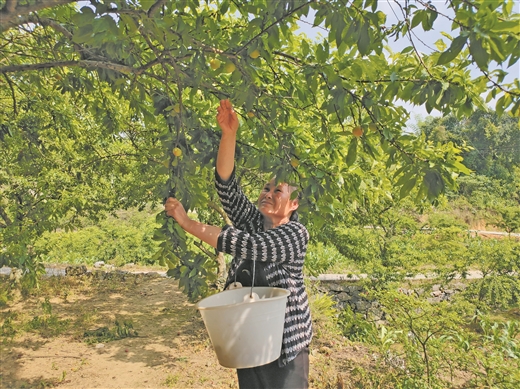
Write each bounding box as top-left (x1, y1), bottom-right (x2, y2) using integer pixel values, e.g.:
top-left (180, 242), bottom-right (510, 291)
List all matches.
top-left (165, 197), bottom-right (190, 228)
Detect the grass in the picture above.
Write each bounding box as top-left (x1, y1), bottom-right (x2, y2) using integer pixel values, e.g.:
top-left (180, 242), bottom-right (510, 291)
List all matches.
top-left (2, 264), bottom-right (519, 389)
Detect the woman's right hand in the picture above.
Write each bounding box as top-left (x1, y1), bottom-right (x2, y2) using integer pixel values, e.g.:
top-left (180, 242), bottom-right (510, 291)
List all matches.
top-left (216, 99), bottom-right (239, 134)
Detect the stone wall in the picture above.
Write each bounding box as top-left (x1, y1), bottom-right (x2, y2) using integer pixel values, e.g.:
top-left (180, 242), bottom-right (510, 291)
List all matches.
top-left (317, 280), bottom-right (469, 323)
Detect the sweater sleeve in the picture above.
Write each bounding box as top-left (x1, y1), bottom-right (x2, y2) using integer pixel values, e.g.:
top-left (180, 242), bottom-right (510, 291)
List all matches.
top-left (217, 221), bottom-right (309, 265)
top-left (215, 168), bottom-right (263, 230)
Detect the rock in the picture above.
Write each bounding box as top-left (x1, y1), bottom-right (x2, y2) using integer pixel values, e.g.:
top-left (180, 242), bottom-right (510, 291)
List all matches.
top-left (327, 283), bottom-right (346, 292)
top-left (431, 290), bottom-right (442, 297)
top-left (432, 284), bottom-right (441, 292)
top-left (319, 346), bottom-right (332, 355)
top-left (427, 297), bottom-right (442, 304)
top-left (347, 285), bottom-right (363, 293)
top-left (65, 265), bottom-right (87, 276)
top-left (95, 343), bottom-right (105, 349)
top-left (355, 300), bottom-right (371, 312)
top-left (94, 261), bottom-right (105, 268)
top-left (451, 282), bottom-right (467, 291)
top-left (335, 292), bottom-right (352, 302)
top-left (414, 288), bottom-right (425, 296)
top-left (367, 307), bottom-right (384, 321)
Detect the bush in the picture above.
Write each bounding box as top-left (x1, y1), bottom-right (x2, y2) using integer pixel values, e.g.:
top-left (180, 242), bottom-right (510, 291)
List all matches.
top-left (34, 209), bottom-right (161, 266)
top-left (304, 242), bottom-right (352, 276)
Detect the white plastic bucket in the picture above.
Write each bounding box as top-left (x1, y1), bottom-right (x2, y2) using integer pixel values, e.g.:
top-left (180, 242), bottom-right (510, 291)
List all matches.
top-left (196, 286), bottom-right (290, 368)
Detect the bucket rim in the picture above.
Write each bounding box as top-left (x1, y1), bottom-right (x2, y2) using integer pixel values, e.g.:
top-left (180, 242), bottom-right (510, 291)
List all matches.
top-left (196, 286), bottom-right (290, 311)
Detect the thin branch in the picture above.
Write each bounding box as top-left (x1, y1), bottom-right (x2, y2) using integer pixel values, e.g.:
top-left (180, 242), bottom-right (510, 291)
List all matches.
top-left (236, 0), bottom-right (315, 55)
top-left (147, 0), bottom-right (168, 17)
top-left (208, 201), bottom-right (232, 226)
top-left (0, 0), bottom-right (77, 32)
top-left (482, 69), bottom-right (520, 97)
top-left (0, 59), bottom-right (160, 75)
top-left (392, 0), bottom-right (434, 78)
top-left (3, 73), bottom-right (17, 115)
top-left (194, 240), bottom-right (216, 259)
top-left (0, 206), bottom-right (13, 227)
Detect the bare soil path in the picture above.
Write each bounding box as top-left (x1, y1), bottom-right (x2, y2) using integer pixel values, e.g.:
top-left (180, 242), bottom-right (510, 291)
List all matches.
top-left (1, 273), bottom-right (365, 389)
top-left (1, 275), bottom-right (239, 388)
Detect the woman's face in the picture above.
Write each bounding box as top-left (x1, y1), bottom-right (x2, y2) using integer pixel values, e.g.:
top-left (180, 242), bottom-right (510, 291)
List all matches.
top-left (258, 179), bottom-right (298, 220)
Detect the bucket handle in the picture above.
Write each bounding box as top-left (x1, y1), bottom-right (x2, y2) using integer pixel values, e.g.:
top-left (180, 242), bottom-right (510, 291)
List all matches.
top-left (232, 259), bottom-right (256, 298)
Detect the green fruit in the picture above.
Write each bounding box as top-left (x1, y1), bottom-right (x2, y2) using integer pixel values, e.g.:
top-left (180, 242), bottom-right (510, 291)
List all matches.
top-left (224, 62), bottom-right (236, 73)
top-left (210, 59), bottom-right (221, 70)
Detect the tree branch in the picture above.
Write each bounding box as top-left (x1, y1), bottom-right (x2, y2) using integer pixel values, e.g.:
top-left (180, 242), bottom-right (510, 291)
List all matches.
top-left (208, 201), bottom-right (232, 226)
top-left (0, 59), bottom-right (158, 75)
top-left (0, 206), bottom-right (12, 227)
top-left (236, 0), bottom-right (314, 55)
top-left (147, 0), bottom-right (168, 17)
top-left (3, 73), bottom-right (17, 115)
top-left (0, 0), bottom-right (77, 32)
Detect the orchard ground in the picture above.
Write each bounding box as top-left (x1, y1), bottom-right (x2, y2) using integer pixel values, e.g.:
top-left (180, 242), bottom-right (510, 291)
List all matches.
top-left (0, 267), bottom-right (369, 389)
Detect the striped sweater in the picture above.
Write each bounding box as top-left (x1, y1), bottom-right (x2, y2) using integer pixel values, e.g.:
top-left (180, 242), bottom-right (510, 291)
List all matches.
top-left (215, 170), bottom-right (313, 366)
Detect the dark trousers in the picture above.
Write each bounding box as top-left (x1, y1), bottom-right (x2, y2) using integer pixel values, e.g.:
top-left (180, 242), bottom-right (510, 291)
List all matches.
top-left (237, 347), bottom-right (309, 389)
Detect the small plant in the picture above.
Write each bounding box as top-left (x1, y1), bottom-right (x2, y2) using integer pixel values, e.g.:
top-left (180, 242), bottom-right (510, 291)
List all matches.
top-left (0, 311), bottom-right (18, 339)
top-left (164, 374), bottom-right (179, 387)
top-left (83, 319), bottom-right (138, 344)
top-left (337, 304), bottom-right (378, 343)
top-left (25, 298), bottom-right (70, 337)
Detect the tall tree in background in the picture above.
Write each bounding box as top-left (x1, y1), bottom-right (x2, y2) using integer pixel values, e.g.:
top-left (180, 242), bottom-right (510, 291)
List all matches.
top-left (1, 0), bottom-right (519, 298)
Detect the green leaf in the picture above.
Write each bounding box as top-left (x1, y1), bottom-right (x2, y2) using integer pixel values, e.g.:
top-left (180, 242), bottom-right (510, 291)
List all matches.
top-left (357, 22), bottom-right (370, 56)
top-left (437, 35), bottom-right (468, 66)
top-left (469, 34), bottom-right (489, 69)
top-left (220, 1), bottom-right (229, 14)
top-left (400, 176), bottom-right (417, 198)
top-left (345, 138), bottom-right (358, 166)
top-left (423, 169), bottom-right (445, 199)
top-left (316, 43), bottom-right (328, 63)
top-left (411, 10), bottom-right (426, 29)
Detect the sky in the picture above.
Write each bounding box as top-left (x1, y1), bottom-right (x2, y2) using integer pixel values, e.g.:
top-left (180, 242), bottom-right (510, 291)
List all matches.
top-left (296, 0), bottom-right (520, 129)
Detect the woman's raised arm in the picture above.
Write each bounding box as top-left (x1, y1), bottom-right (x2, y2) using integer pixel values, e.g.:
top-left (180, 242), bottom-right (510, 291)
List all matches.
top-left (216, 99), bottom-right (239, 181)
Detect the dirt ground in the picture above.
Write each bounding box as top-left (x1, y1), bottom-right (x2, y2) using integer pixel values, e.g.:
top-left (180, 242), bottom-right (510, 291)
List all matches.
top-left (0, 270), bottom-right (367, 389)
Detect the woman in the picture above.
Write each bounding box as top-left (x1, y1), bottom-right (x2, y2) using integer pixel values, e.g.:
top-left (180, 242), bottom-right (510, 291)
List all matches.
top-left (165, 99), bottom-right (312, 389)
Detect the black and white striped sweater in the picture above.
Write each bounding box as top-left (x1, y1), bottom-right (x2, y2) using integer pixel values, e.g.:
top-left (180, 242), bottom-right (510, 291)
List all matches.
top-left (215, 170), bottom-right (313, 366)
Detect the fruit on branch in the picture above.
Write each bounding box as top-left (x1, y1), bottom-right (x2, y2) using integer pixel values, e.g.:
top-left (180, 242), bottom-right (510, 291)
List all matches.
top-left (352, 126), bottom-right (363, 137)
top-left (224, 62), bottom-right (236, 73)
top-left (250, 50), bottom-right (260, 59)
top-left (209, 59), bottom-right (221, 70)
top-left (173, 147), bottom-right (182, 157)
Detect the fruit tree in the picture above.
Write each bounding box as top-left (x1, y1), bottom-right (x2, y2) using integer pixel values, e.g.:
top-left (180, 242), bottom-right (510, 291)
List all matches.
top-left (1, 0), bottom-right (518, 298)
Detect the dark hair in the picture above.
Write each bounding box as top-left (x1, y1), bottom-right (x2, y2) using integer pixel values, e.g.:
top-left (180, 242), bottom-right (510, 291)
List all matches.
top-left (289, 190), bottom-right (302, 222)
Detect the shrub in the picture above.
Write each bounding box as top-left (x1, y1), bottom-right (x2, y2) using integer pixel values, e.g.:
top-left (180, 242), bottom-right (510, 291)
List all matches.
top-left (304, 242), bottom-right (352, 276)
top-left (34, 209), bottom-right (161, 266)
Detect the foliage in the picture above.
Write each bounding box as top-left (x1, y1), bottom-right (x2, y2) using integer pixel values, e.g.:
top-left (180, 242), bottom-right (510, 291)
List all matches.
top-left (34, 209), bottom-right (162, 266)
top-left (304, 241), bottom-right (351, 277)
top-left (1, 0), bottom-right (518, 298)
top-left (463, 316), bottom-right (520, 388)
top-left (417, 110), bottom-right (520, 179)
top-left (496, 206), bottom-right (520, 235)
top-left (337, 304), bottom-right (378, 342)
top-left (465, 237), bottom-right (520, 310)
top-left (306, 280), bottom-right (340, 339)
top-left (24, 297), bottom-right (70, 337)
top-left (83, 319), bottom-right (138, 344)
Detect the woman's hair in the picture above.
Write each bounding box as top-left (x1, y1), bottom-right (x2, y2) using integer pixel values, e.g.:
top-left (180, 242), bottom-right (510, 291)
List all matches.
top-left (289, 189), bottom-right (302, 222)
